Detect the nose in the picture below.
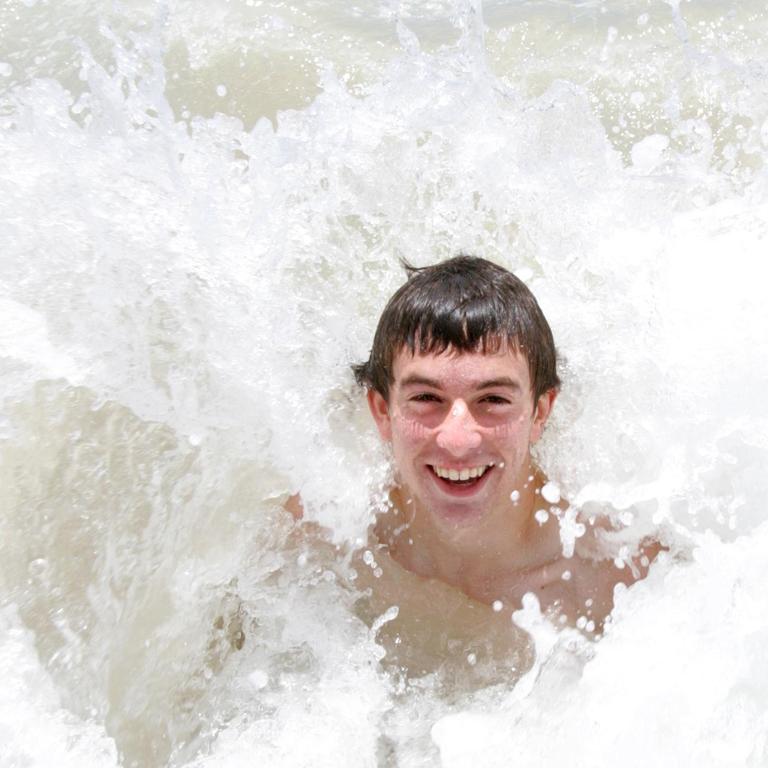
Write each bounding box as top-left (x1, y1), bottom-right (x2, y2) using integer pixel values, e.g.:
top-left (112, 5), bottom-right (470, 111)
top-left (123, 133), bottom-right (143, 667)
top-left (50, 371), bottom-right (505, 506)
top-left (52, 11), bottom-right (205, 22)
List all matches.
top-left (435, 400), bottom-right (482, 456)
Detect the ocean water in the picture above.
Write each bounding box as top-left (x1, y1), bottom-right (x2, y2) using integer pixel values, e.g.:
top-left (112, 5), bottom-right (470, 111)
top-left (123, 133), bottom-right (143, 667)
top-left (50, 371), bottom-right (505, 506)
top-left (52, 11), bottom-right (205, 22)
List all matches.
top-left (2, 0), bottom-right (768, 765)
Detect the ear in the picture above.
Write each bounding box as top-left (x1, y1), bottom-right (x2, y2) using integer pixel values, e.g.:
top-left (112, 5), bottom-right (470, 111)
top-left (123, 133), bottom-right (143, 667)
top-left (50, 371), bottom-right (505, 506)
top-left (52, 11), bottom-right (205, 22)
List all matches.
top-left (530, 388), bottom-right (557, 443)
top-left (367, 388), bottom-right (393, 442)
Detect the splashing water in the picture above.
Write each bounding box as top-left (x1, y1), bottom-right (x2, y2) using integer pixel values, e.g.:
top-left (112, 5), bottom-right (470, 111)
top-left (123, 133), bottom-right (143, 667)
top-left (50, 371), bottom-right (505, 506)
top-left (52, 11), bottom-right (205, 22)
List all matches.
top-left (2, 1), bottom-right (768, 765)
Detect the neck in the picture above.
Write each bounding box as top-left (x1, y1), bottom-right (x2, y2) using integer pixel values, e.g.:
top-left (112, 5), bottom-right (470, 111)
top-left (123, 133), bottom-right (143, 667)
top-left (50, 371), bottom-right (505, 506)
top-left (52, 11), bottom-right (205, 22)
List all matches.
top-left (377, 464), bottom-right (559, 600)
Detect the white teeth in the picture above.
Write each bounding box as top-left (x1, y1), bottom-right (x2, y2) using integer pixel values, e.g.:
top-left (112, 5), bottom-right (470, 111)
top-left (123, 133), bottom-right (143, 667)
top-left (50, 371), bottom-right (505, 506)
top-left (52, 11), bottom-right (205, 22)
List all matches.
top-left (434, 465), bottom-right (491, 481)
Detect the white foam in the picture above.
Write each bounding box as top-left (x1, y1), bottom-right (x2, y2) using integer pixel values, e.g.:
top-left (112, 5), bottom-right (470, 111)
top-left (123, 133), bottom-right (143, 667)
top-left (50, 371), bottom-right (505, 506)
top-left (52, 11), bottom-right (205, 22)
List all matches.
top-left (0, 606), bottom-right (117, 768)
top-left (432, 529), bottom-right (768, 767)
top-left (3, 2), bottom-right (768, 764)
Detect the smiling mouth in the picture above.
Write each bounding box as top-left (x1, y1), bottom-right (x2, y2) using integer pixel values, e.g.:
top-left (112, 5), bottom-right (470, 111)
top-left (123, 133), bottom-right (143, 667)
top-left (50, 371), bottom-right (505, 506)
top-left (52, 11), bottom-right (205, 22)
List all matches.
top-left (427, 463), bottom-right (494, 493)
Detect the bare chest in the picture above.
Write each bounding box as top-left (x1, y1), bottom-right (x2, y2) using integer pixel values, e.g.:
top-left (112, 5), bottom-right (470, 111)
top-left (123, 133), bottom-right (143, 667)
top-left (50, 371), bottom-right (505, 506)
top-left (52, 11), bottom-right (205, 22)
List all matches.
top-left (352, 548), bottom-right (534, 687)
top-left (471, 554), bottom-right (617, 630)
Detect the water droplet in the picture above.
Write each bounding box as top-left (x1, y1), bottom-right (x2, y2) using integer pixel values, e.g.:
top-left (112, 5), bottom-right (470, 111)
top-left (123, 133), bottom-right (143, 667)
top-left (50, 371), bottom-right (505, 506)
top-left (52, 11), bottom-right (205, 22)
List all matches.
top-left (28, 558), bottom-right (48, 579)
top-left (541, 482), bottom-right (560, 504)
top-left (249, 670), bottom-right (269, 689)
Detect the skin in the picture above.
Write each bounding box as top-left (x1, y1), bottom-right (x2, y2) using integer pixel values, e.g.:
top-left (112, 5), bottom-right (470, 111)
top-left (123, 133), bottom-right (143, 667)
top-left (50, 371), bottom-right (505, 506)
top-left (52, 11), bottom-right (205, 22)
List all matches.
top-left (367, 344), bottom-right (657, 632)
top-left (285, 342), bottom-right (659, 679)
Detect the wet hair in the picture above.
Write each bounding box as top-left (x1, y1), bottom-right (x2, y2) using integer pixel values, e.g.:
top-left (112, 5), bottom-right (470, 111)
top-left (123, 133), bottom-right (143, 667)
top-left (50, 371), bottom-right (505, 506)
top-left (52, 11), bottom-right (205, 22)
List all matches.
top-left (352, 255), bottom-right (560, 402)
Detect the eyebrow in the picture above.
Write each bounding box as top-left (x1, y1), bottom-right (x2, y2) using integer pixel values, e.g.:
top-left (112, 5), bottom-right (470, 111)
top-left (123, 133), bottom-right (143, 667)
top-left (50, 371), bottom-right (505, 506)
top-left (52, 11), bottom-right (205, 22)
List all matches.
top-left (399, 375), bottom-right (522, 392)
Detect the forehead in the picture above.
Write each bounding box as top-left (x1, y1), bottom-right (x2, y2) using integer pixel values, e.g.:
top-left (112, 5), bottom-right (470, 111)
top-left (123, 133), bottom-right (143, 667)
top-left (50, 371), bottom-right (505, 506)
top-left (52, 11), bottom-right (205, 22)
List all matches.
top-left (391, 345), bottom-right (532, 391)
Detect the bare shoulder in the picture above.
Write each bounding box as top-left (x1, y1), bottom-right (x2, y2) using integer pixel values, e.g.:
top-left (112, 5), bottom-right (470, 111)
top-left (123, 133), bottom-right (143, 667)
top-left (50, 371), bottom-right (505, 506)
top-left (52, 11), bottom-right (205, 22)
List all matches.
top-left (575, 510), bottom-right (662, 572)
top-left (563, 512), bottom-right (664, 631)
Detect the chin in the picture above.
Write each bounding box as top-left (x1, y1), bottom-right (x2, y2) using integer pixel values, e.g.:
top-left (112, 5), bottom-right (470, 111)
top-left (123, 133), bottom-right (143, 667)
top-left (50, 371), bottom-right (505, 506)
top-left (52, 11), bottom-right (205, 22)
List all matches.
top-left (424, 497), bottom-right (490, 529)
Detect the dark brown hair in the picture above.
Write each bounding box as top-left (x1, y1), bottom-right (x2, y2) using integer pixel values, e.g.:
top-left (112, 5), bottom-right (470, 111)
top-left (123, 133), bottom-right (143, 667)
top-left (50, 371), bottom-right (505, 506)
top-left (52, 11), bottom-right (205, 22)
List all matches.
top-left (352, 255), bottom-right (560, 402)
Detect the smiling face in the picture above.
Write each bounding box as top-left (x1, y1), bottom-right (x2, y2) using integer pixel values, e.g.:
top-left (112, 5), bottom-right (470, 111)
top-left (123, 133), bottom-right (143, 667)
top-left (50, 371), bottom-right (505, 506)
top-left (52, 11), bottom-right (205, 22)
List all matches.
top-left (367, 344), bottom-right (556, 530)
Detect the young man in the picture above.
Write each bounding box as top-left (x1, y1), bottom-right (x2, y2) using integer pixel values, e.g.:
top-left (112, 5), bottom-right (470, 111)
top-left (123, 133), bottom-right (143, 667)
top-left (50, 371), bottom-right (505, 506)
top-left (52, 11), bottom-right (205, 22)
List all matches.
top-left (351, 255), bottom-right (656, 633)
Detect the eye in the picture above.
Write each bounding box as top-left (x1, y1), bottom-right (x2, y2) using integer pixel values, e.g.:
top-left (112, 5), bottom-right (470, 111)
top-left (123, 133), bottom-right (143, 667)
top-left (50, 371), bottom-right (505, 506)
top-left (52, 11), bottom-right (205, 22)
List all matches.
top-left (410, 393), bottom-right (441, 403)
top-left (480, 395), bottom-right (511, 405)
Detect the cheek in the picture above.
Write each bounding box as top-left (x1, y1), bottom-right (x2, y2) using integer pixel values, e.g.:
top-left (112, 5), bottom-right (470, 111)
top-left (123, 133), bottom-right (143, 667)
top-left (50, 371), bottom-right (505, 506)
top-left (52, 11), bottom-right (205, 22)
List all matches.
top-left (490, 412), bottom-right (531, 440)
top-left (392, 411), bottom-right (431, 444)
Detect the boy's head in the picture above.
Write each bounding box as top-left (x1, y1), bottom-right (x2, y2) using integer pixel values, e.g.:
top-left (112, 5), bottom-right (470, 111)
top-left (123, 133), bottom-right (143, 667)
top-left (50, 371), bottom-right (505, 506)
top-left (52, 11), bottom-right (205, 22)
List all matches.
top-left (352, 255), bottom-right (560, 403)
